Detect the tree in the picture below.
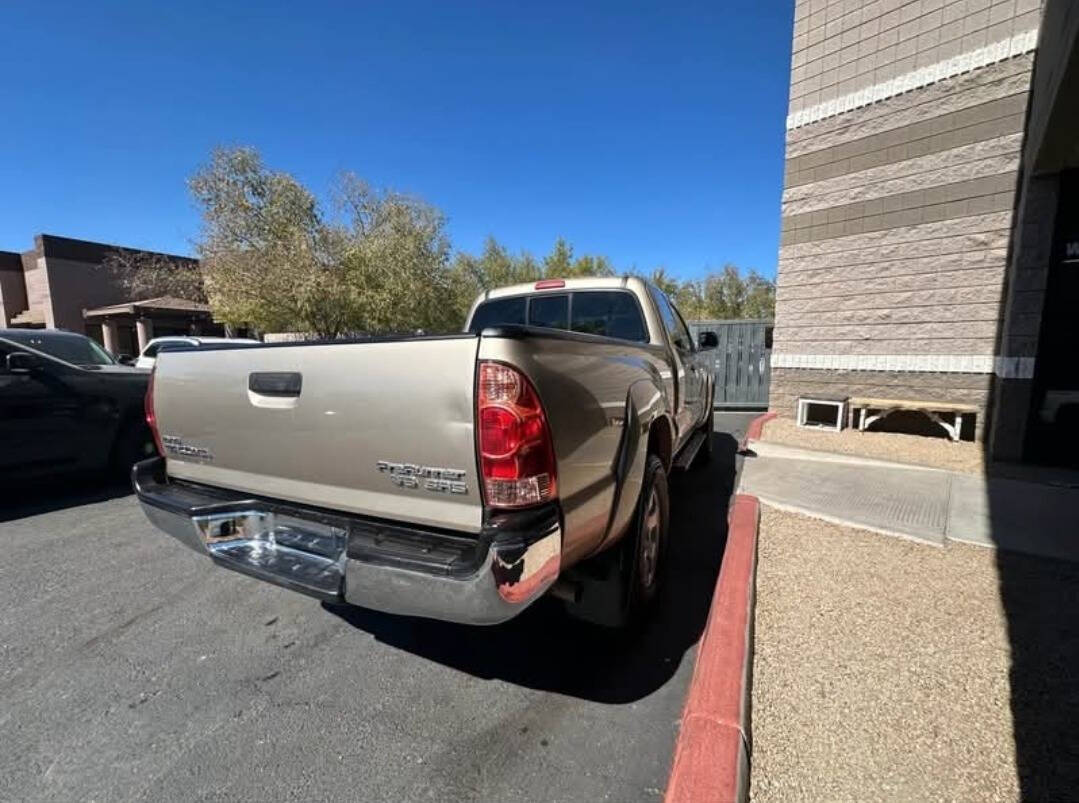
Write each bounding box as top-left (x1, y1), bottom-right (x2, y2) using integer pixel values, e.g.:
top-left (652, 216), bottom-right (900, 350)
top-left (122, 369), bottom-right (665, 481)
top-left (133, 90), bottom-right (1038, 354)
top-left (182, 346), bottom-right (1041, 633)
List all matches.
top-left (542, 237), bottom-right (574, 277)
top-left (629, 264), bottom-right (775, 320)
top-left (101, 248), bottom-right (206, 303)
top-left (188, 148), bottom-right (774, 334)
top-left (649, 267), bottom-right (681, 297)
top-left (448, 236), bottom-right (619, 322)
top-left (741, 269), bottom-right (776, 319)
top-left (189, 147), bottom-right (457, 338)
top-left (448, 237), bottom-right (544, 319)
top-left (567, 254), bottom-right (615, 278)
top-left (455, 236), bottom-right (543, 291)
top-left (673, 278), bottom-right (707, 320)
top-left (332, 173), bottom-right (457, 335)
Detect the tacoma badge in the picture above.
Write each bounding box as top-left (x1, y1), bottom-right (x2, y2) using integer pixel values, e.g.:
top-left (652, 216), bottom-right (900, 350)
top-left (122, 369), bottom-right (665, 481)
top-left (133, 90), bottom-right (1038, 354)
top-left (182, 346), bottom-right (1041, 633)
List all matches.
top-left (161, 435), bottom-right (214, 461)
top-left (376, 461), bottom-right (467, 494)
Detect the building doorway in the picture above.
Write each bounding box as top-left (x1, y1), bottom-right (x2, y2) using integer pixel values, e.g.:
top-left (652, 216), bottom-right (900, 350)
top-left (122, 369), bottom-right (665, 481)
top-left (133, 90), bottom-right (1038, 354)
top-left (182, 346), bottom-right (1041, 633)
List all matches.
top-left (1025, 170), bottom-right (1079, 468)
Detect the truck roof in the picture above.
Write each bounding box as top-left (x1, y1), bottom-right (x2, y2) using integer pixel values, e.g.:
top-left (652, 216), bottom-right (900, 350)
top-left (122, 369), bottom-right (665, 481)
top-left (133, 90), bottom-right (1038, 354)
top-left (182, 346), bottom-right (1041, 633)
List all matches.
top-left (480, 275), bottom-right (650, 301)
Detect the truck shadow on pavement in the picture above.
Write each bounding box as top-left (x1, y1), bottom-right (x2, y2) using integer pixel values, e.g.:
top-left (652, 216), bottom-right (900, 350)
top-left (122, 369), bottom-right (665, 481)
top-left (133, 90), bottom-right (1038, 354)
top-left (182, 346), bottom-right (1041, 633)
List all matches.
top-left (326, 432), bottom-right (740, 704)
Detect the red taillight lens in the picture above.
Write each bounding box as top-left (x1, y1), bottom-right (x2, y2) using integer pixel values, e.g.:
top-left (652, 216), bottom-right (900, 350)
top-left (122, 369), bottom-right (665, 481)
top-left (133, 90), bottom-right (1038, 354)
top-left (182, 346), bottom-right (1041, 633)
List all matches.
top-left (477, 362), bottom-right (557, 508)
top-left (145, 370), bottom-right (164, 456)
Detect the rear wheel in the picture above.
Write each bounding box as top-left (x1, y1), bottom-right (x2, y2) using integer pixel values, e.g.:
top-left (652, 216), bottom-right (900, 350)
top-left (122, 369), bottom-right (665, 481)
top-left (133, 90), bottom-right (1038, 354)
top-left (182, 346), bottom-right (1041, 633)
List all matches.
top-left (621, 454), bottom-right (669, 622)
top-left (559, 453), bottom-right (670, 629)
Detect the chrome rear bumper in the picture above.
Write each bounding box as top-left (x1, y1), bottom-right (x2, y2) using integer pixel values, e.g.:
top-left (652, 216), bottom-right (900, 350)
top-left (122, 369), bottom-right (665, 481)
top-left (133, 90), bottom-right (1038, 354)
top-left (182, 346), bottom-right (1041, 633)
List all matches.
top-left (133, 458), bottom-right (561, 625)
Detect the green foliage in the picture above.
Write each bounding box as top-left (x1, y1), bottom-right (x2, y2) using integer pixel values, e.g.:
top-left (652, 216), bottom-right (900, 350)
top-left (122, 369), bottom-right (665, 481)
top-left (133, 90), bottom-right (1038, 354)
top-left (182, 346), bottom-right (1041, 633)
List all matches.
top-left (447, 236), bottom-right (617, 321)
top-left (648, 268), bottom-right (682, 298)
top-left (633, 265), bottom-right (775, 321)
top-left (189, 146), bottom-right (773, 335)
top-left (190, 147), bottom-right (457, 338)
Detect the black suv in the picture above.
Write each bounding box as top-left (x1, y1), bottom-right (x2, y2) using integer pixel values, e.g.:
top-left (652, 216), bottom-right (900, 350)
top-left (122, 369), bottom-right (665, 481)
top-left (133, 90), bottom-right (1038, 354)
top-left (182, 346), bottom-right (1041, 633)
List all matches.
top-left (0, 329), bottom-right (153, 478)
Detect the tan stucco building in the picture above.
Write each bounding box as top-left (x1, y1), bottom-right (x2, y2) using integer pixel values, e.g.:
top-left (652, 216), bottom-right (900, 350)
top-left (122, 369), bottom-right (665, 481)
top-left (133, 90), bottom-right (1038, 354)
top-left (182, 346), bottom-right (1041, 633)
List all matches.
top-left (0, 234), bottom-right (214, 357)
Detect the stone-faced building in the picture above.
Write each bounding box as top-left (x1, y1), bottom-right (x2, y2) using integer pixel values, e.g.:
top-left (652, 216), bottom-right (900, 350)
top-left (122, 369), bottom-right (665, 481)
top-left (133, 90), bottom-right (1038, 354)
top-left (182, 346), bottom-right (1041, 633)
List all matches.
top-left (772, 0), bottom-right (1079, 467)
top-left (0, 234), bottom-right (215, 357)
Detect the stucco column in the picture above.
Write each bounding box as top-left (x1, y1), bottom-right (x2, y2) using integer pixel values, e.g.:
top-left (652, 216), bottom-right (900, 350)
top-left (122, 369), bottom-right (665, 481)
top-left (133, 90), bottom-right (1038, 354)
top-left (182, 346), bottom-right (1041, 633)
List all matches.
top-left (102, 320), bottom-right (119, 355)
top-left (136, 318), bottom-right (154, 352)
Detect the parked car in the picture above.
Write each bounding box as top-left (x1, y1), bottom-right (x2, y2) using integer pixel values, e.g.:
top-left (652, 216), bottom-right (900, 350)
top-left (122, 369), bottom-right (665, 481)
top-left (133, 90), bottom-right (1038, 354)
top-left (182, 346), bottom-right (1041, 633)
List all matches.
top-left (0, 329), bottom-right (154, 478)
top-left (134, 335), bottom-right (259, 369)
top-left (134, 277), bottom-right (719, 627)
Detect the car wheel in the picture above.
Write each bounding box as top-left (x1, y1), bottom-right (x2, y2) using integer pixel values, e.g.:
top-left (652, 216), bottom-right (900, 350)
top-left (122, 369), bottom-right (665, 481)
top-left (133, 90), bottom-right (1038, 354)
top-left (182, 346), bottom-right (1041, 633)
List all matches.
top-left (621, 454), bottom-right (669, 623)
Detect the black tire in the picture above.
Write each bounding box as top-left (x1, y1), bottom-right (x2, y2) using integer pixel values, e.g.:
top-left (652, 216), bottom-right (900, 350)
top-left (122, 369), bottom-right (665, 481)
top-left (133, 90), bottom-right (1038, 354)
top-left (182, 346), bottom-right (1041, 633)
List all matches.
top-left (620, 454), bottom-right (670, 624)
top-left (110, 421), bottom-right (156, 477)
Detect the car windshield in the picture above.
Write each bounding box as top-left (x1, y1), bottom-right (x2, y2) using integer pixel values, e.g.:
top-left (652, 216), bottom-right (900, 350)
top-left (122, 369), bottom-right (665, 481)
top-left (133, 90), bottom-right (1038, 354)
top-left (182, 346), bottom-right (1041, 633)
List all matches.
top-left (3, 331), bottom-right (117, 367)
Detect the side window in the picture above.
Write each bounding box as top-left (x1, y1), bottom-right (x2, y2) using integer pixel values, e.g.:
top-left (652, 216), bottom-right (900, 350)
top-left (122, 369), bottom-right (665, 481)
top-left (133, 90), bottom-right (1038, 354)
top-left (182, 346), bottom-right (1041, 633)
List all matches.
top-left (649, 287), bottom-right (692, 351)
top-left (670, 303), bottom-right (695, 352)
top-left (570, 291), bottom-right (647, 342)
top-left (143, 343), bottom-right (161, 358)
top-left (467, 297), bottom-right (527, 333)
top-left (528, 294), bottom-right (569, 330)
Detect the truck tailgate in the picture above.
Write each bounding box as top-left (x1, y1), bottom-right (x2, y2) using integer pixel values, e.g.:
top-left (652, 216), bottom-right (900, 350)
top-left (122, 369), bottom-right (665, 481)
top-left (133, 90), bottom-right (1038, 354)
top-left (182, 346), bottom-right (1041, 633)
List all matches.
top-left (152, 337), bottom-right (483, 533)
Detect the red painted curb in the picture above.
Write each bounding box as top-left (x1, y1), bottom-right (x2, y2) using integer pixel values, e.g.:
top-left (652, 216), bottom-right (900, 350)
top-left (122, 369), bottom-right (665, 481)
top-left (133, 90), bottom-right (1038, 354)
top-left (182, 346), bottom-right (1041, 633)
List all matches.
top-left (665, 494), bottom-right (760, 803)
top-left (739, 412), bottom-right (776, 452)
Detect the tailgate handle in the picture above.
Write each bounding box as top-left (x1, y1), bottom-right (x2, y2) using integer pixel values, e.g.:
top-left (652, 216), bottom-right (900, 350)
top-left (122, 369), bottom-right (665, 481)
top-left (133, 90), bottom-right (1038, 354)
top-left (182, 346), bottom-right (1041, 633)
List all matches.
top-left (248, 372), bottom-right (302, 397)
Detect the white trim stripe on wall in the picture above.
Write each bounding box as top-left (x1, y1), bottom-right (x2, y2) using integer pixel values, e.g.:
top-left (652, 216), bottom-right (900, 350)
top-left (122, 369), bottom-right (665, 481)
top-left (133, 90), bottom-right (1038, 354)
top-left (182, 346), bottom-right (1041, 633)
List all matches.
top-left (771, 352), bottom-right (1034, 379)
top-left (786, 28), bottom-right (1039, 131)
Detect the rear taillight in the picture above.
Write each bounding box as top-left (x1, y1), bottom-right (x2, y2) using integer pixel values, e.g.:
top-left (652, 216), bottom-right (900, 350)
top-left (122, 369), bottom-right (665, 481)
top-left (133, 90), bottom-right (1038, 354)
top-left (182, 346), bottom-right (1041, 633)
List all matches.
top-left (477, 361), bottom-right (557, 508)
top-left (145, 369), bottom-right (164, 456)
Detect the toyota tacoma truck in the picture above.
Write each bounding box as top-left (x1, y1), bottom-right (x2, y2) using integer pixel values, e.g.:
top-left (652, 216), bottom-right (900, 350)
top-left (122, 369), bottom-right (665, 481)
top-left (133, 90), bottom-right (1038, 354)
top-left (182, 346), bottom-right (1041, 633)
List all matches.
top-left (134, 277), bottom-right (717, 626)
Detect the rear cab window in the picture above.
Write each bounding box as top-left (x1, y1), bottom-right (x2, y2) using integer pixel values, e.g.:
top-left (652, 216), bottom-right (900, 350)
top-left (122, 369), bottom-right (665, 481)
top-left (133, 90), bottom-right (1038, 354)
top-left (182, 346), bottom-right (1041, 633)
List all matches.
top-left (468, 297), bottom-right (526, 331)
top-left (529, 295), bottom-right (568, 329)
top-left (468, 290), bottom-right (647, 343)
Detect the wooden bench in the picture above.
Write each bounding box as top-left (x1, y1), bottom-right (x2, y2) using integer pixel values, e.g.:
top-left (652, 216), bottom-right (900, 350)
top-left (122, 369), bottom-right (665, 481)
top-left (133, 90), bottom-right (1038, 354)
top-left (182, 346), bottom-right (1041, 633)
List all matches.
top-left (848, 397), bottom-right (977, 443)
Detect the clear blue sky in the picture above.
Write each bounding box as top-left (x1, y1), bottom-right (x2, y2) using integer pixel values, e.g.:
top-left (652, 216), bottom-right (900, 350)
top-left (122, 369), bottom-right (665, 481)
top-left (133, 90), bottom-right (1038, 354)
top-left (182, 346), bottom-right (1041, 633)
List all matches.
top-left (1, 1), bottom-right (792, 279)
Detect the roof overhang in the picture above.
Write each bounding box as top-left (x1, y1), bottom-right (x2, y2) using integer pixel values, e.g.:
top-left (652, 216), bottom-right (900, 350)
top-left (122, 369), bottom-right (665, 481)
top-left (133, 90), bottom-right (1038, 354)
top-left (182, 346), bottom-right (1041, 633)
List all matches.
top-left (83, 296), bottom-right (212, 320)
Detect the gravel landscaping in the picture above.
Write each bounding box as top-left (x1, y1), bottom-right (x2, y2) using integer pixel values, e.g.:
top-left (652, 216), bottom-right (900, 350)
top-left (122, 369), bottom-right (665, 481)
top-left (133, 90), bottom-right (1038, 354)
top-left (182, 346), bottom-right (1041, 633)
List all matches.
top-left (760, 416), bottom-right (984, 474)
top-left (751, 505), bottom-right (1018, 802)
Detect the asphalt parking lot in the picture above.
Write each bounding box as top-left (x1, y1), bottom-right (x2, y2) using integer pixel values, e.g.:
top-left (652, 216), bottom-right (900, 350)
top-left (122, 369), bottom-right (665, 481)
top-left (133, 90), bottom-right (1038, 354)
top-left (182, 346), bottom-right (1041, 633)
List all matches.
top-left (0, 412), bottom-right (755, 802)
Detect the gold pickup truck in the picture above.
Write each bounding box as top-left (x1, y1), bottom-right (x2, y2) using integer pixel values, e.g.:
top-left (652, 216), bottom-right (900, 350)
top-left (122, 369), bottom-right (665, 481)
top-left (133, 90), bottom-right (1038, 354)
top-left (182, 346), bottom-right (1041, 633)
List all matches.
top-left (134, 277), bottom-right (717, 627)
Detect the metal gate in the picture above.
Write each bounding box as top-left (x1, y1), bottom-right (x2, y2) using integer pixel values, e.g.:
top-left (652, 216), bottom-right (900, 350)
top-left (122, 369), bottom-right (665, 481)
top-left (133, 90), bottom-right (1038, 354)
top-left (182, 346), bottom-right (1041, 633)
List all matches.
top-left (688, 319), bottom-right (773, 408)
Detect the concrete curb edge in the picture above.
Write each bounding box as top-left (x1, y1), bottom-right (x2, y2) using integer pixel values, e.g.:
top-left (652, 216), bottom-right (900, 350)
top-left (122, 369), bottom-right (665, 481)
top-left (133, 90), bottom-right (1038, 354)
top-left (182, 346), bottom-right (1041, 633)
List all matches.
top-left (747, 439), bottom-right (949, 473)
top-left (664, 494), bottom-right (761, 803)
top-left (739, 412), bottom-right (776, 452)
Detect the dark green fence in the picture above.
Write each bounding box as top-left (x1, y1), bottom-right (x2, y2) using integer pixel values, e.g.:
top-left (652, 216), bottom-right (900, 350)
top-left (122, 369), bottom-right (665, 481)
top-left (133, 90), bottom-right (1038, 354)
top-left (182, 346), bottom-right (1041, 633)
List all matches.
top-left (687, 319), bottom-right (773, 408)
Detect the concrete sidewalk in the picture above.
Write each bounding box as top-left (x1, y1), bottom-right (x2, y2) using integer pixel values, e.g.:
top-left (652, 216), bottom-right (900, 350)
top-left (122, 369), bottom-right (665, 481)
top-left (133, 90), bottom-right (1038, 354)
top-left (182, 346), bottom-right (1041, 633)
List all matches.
top-left (739, 444), bottom-right (1079, 562)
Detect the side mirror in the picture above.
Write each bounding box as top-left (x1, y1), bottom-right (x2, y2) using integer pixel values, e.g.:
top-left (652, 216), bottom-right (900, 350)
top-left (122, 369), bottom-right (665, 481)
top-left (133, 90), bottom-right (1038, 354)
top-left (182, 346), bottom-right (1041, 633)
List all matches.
top-left (117, 354), bottom-right (135, 366)
top-left (698, 331), bottom-right (719, 350)
top-left (6, 351), bottom-right (39, 374)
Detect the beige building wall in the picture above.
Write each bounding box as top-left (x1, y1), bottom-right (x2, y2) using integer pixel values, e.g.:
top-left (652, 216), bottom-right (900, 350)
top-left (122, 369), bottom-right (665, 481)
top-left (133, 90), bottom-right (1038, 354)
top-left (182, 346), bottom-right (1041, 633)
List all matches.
top-left (21, 252), bottom-right (50, 320)
top-left (43, 256), bottom-right (128, 332)
top-left (0, 252), bottom-right (27, 327)
top-left (771, 0), bottom-right (1043, 439)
